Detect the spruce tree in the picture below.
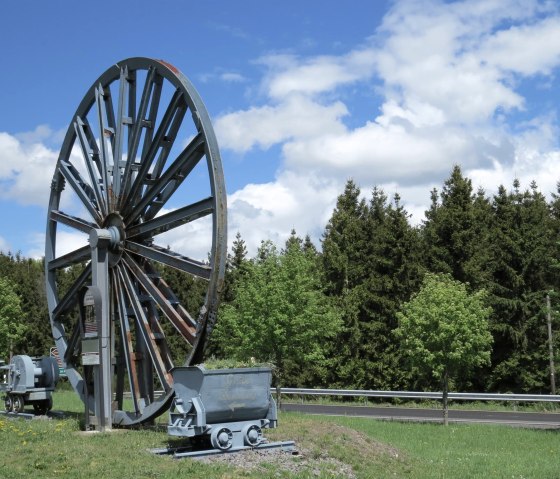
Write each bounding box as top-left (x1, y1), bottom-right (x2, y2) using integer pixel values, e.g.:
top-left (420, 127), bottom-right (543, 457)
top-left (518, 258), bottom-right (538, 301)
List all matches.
top-left (422, 165), bottom-right (483, 287)
top-left (485, 180), bottom-right (555, 392)
top-left (321, 180), bottom-right (368, 388)
top-left (322, 179), bottom-right (368, 295)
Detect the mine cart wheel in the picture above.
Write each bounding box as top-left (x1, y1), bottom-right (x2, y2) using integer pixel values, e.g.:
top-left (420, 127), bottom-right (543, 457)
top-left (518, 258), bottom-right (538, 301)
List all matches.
top-left (211, 427), bottom-right (234, 450)
top-left (243, 424), bottom-right (263, 447)
top-left (45, 58), bottom-right (227, 426)
top-left (12, 396), bottom-right (24, 414)
top-left (4, 395), bottom-right (13, 413)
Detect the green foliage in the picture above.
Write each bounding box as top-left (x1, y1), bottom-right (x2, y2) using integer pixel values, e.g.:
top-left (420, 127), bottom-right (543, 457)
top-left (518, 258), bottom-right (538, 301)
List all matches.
top-left (482, 180), bottom-right (557, 392)
top-left (3, 166), bottom-right (560, 395)
top-left (323, 183), bottom-right (423, 390)
top-left (0, 253), bottom-right (50, 357)
top-left (213, 234), bottom-right (341, 387)
top-left (422, 165), bottom-right (489, 288)
top-left (395, 273), bottom-right (493, 384)
top-left (0, 276), bottom-right (26, 360)
top-left (200, 357), bottom-right (273, 369)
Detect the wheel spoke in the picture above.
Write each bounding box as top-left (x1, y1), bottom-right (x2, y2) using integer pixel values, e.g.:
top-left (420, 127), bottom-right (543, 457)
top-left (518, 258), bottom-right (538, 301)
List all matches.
top-left (49, 210), bottom-right (97, 234)
top-left (123, 254), bottom-right (196, 343)
top-left (126, 196), bottom-right (213, 241)
top-left (122, 89), bottom-right (185, 212)
top-left (112, 66), bottom-right (131, 199)
top-left (74, 116), bottom-right (107, 216)
top-left (150, 105), bottom-right (187, 180)
top-left (120, 68), bottom-right (159, 206)
top-left (114, 267), bottom-right (141, 414)
top-left (62, 319), bottom-right (82, 365)
top-left (48, 245), bottom-right (90, 271)
top-left (95, 85), bottom-right (114, 210)
top-left (59, 160), bottom-right (102, 223)
top-left (124, 241), bottom-right (211, 280)
top-left (146, 301), bottom-right (174, 370)
top-left (52, 264), bottom-right (91, 320)
top-left (138, 73), bottom-right (163, 174)
top-left (143, 260), bottom-right (197, 328)
top-left (117, 264), bottom-right (173, 391)
top-left (126, 132), bottom-right (205, 224)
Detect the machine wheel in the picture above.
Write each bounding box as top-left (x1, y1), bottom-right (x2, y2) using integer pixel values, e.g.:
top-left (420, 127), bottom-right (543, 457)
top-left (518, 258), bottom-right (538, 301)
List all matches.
top-left (45, 58), bottom-right (227, 426)
top-left (4, 395), bottom-right (13, 413)
top-left (242, 424), bottom-right (263, 447)
top-left (210, 427), bottom-right (233, 451)
top-left (12, 395), bottom-right (24, 414)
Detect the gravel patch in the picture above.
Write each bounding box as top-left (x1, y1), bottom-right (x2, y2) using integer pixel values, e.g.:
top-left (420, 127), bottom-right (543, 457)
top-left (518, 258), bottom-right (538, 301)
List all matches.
top-left (194, 443), bottom-right (357, 478)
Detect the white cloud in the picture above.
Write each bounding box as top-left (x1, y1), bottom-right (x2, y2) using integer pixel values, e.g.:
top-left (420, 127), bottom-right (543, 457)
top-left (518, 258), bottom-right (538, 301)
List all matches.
top-left (0, 132), bottom-right (58, 206)
top-left (468, 148), bottom-right (560, 199)
top-left (227, 171), bottom-right (340, 254)
top-left (156, 214), bottom-right (214, 262)
top-left (282, 121), bottom-right (487, 183)
top-left (220, 72), bottom-right (246, 83)
top-left (215, 94), bottom-right (348, 152)
top-left (27, 230), bottom-right (88, 260)
top-left (211, 0), bottom-right (560, 254)
top-left (0, 235), bottom-right (11, 254)
top-left (152, 172), bottom-right (340, 258)
top-left (259, 47), bottom-right (377, 99)
top-left (480, 16), bottom-right (560, 76)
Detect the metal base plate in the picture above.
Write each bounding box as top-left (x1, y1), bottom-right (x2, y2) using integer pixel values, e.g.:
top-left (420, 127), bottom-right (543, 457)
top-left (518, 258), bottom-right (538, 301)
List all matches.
top-left (151, 440), bottom-right (296, 459)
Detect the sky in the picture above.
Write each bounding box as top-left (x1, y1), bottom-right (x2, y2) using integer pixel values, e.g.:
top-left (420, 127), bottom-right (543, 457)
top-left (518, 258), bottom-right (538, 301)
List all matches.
top-left (1, 0), bottom-right (560, 260)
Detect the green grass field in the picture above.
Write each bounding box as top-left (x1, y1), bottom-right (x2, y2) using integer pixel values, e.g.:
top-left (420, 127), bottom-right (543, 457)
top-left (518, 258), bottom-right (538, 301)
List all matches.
top-left (0, 390), bottom-right (558, 478)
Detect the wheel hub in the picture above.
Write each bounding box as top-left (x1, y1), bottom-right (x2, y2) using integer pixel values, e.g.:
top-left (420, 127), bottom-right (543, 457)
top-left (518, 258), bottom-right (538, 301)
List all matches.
top-left (106, 213), bottom-right (125, 266)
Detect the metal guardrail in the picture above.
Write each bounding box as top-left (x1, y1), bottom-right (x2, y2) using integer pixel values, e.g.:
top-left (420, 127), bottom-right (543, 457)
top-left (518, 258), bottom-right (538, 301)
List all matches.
top-left (126, 388), bottom-right (560, 403)
top-left (277, 388), bottom-right (560, 403)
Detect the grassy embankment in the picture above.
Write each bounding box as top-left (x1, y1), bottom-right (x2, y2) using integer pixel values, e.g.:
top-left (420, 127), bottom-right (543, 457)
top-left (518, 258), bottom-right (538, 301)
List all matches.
top-left (0, 389), bottom-right (558, 478)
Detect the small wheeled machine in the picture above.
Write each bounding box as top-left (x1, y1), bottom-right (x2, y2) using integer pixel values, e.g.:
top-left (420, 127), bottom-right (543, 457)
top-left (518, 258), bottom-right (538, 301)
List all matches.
top-left (1, 355), bottom-right (60, 415)
top-left (158, 365), bottom-right (293, 457)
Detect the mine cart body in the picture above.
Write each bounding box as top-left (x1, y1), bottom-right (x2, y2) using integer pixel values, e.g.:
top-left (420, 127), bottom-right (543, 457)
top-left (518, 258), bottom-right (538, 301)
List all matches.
top-left (168, 365), bottom-right (277, 451)
top-left (1, 355), bottom-right (59, 414)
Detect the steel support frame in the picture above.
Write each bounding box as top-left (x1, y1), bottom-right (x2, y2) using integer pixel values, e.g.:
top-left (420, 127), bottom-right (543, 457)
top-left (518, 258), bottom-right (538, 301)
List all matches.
top-left (89, 228), bottom-right (115, 432)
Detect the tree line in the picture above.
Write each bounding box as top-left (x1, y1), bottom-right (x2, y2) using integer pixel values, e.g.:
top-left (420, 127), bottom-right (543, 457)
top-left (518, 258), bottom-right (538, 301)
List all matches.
top-left (212, 165), bottom-right (560, 394)
top-left (1, 165), bottom-right (559, 394)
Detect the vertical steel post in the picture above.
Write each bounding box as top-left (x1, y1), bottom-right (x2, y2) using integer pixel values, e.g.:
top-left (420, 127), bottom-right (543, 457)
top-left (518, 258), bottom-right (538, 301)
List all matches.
top-left (546, 294), bottom-right (556, 395)
top-left (89, 228), bottom-right (114, 431)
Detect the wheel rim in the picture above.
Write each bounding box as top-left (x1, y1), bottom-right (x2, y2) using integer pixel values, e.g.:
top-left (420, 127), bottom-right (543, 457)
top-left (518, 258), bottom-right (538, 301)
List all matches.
top-left (4, 396), bottom-right (13, 413)
top-left (45, 58), bottom-right (227, 426)
top-left (13, 396), bottom-right (24, 414)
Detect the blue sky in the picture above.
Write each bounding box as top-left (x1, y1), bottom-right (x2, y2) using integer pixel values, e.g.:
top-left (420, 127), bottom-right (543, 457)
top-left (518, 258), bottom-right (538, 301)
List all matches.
top-left (1, 0), bottom-right (560, 259)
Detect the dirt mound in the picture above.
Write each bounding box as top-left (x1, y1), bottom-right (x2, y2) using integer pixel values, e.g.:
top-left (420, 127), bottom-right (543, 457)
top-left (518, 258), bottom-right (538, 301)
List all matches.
top-left (196, 419), bottom-right (403, 478)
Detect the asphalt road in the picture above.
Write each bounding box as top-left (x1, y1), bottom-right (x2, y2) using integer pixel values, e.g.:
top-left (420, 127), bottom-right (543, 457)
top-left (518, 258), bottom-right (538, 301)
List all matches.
top-left (281, 403), bottom-right (560, 428)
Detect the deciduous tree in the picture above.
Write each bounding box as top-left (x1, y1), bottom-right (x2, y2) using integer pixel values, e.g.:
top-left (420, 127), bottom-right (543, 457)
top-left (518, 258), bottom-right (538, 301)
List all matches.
top-left (395, 273), bottom-right (493, 425)
top-left (213, 237), bottom-right (341, 397)
top-left (0, 277), bottom-right (26, 361)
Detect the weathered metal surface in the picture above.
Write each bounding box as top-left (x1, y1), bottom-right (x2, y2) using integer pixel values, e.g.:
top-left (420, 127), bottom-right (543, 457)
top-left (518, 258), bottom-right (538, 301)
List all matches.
top-left (168, 366), bottom-right (277, 452)
top-left (172, 366), bottom-right (275, 424)
top-left (1, 355), bottom-right (59, 415)
top-left (44, 58), bottom-right (227, 426)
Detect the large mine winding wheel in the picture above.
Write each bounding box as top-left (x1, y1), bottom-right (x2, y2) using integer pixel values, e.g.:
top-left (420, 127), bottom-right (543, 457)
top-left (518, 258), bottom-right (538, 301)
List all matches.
top-left (44, 58), bottom-right (227, 426)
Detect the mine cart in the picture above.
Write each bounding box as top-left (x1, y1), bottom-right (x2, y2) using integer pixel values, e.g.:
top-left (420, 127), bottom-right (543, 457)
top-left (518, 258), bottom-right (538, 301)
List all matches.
top-left (168, 365), bottom-right (277, 451)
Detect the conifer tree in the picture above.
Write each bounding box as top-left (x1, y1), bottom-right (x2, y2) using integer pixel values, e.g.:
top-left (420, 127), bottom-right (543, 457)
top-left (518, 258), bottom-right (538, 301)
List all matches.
top-left (422, 165), bottom-right (484, 287)
top-left (485, 180), bottom-right (555, 391)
